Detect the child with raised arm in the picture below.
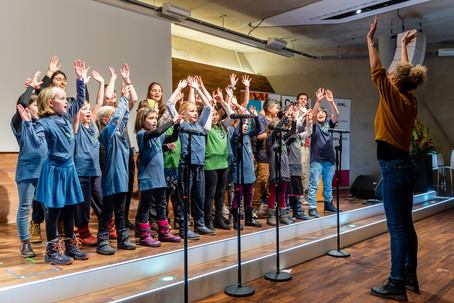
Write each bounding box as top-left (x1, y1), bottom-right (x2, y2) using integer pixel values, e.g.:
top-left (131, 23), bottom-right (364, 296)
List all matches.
top-left (203, 89), bottom-right (234, 231)
top-left (17, 60), bottom-right (89, 265)
top-left (12, 71), bottom-right (47, 258)
top-left (102, 64), bottom-right (138, 230)
top-left (167, 78), bottom-right (213, 239)
top-left (252, 99), bottom-right (279, 219)
top-left (286, 109), bottom-right (313, 220)
top-left (266, 106), bottom-right (297, 226)
top-left (307, 89), bottom-right (340, 218)
top-left (134, 108), bottom-right (182, 247)
top-left (96, 84), bottom-right (137, 255)
top-left (72, 69), bottom-right (105, 246)
top-left (230, 105), bottom-right (263, 230)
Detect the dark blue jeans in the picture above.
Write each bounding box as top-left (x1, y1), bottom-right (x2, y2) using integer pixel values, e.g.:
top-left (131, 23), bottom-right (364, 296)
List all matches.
top-left (379, 157), bottom-right (418, 281)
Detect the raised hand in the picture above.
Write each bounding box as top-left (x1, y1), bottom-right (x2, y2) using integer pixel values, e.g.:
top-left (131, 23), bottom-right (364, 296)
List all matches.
top-left (229, 73), bottom-right (238, 87)
top-left (120, 63), bottom-right (130, 83)
top-left (178, 79), bottom-right (188, 89)
top-left (242, 75), bottom-right (252, 87)
top-left (109, 66), bottom-right (117, 81)
top-left (74, 60), bottom-right (84, 80)
top-left (367, 16), bottom-right (378, 42)
top-left (402, 30), bottom-right (417, 46)
top-left (225, 86), bottom-right (233, 98)
top-left (325, 90), bottom-right (334, 102)
top-left (81, 62), bottom-right (91, 85)
top-left (91, 70), bottom-right (104, 83)
top-left (17, 104), bottom-right (31, 122)
top-left (176, 92), bottom-right (185, 103)
top-left (121, 83), bottom-right (131, 99)
top-left (316, 88), bottom-right (325, 103)
top-left (249, 105), bottom-right (258, 117)
top-left (47, 56), bottom-right (61, 76)
top-left (32, 71), bottom-right (43, 88)
top-left (194, 75), bottom-right (204, 89)
top-left (24, 78), bottom-right (32, 88)
top-left (187, 77), bottom-right (199, 90)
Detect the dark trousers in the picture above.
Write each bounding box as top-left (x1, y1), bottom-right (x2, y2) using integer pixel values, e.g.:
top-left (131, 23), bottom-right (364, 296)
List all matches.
top-left (137, 188), bottom-right (167, 223)
top-left (98, 193), bottom-right (126, 234)
top-left (204, 168), bottom-right (228, 218)
top-left (32, 200), bottom-right (45, 223)
top-left (46, 205), bottom-right (76, 240)
top-left (379, 157), bottom-right (418, 281)
top-left (75, 176), bottom-right (103, 227)
top-left (124, 150), bottom-right (135, 222)
top-left (177, 164), bottom-right (205, 225)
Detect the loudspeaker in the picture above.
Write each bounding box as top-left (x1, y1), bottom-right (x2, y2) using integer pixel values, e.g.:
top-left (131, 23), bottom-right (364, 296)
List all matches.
top-left (350, 175), bottom-right (382, 200)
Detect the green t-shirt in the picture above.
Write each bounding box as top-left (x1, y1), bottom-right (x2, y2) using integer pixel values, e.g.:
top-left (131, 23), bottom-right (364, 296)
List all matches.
top-left (163, 126), bottom-right (181, 169)
top-left (204, 125), bottom-right (229, 171)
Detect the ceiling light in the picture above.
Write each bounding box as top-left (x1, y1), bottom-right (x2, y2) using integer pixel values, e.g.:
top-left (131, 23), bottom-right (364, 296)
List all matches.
top-left (267, 37), bottom-right (288, 49)
top-left (161, 3), bottom-right (191, 21)
top-left (356, 9), bottom-right (362, 14)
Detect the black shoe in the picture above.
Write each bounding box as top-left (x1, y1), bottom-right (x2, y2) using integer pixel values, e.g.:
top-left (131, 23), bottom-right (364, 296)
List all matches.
top-left (213, 214), bottom-right (231, 230)
top-left (233, 221), bottom-right (243, 230)
top-left (194, 225), bottom-right (216, 235)
top-left (370, 278), bottom-right (408, 301)
top-left (324, 201), bottom-right (341, 213)
top-left (125, 219), bottom-right (135, 229)
top-left (405, 266), bottom-right (420, 294)
top-left (294, 211), bottom-right (311, 220)
top-left (308, 209), bottom-right (320, 218)
top-left (245, 207), bottom-right (262, 227)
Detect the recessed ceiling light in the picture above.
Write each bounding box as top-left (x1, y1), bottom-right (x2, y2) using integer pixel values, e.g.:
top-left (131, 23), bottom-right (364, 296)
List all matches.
top-left (356, 9), bottom-right (362, 14)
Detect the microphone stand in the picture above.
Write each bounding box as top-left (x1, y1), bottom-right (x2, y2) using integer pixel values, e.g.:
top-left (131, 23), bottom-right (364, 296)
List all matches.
top-left (183, 133), bottom-right (192, 302)
top-left (265, 128), bottom-right (292, 281)
top-left (225, 118), bottom-right (255, 297)
top-left (327, 131), bottom-right (350, 257)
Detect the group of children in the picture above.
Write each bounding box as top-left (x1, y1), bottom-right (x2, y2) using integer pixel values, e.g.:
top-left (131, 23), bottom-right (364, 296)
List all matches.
top-left (13, 56), bottom-right (340, 265)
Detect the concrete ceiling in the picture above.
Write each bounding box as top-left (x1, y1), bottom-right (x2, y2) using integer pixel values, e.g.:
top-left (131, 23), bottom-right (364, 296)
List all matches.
top-left (140, 0), bottom-right (454, 54)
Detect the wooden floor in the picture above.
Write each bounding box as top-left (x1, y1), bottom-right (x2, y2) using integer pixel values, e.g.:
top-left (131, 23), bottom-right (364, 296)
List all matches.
top-left (0, 190), bottom-right (370, 287)
top-left (195, 207), bottom-right (454, 303)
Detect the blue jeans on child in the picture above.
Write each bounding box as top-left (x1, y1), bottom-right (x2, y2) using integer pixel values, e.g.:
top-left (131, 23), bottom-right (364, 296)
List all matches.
top-left (17, 179), bottom-right (39, 241)
top-left (308, 161), bottom-right (335, 210)
top-left (379, 157), bottom-right (418, 281)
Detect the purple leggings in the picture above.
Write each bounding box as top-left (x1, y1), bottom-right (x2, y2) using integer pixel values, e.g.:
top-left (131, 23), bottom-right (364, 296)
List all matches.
top-left (232, 183), bottom-right (253, 209)
top-left (268, 181), bottom-right (288, 209)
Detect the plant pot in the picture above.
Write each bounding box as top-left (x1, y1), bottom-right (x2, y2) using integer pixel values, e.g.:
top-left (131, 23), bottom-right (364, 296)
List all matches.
top-left (411, 155), bottom-right (433, 193)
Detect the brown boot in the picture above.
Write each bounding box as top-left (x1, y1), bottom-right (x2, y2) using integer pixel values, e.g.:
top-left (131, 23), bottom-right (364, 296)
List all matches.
top-left (29, 220), bottom-right (42, 243)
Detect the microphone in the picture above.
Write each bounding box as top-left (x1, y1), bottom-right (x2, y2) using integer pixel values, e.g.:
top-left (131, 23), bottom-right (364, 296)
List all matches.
top-left (178, 127), bottom-right (207, 136)
top-left (230, 113), bottom-right (252, 119)
top-left (268, 125), bottom-right (288, 132)
top-left (328, 128), bottom-right (350, 133)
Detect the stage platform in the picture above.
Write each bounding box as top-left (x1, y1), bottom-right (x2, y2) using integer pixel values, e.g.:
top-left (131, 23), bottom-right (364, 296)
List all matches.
top-left (0, 191), bottom-right (453, 302)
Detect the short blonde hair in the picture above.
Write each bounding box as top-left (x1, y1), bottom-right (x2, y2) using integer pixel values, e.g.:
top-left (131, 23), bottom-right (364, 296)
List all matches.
top-left (96, 106), bottom-right (116, 130)
top-left (37, 87), bottom-right (55, 118)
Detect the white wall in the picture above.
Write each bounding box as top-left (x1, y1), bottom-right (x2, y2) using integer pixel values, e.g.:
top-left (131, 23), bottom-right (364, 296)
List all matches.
top-left (0, 0), bottom-right (172, 151)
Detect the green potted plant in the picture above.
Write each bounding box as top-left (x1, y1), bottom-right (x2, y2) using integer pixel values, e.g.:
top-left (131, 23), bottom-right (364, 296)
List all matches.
top-left (410, 119), bottom-right (437, 193)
